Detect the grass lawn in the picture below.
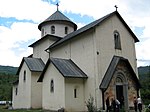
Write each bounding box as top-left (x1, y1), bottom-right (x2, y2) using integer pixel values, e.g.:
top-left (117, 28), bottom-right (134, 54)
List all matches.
top-left (0, 105), bottom-right (52, 112)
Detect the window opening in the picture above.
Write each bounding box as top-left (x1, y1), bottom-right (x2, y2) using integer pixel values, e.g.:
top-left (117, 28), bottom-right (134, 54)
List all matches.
top-left (51, 26), bottom-right (55, 34)
top-left (50, 79), bottom-right (54, 93)
top-left (74, 88), bottom-right (77, 98)
top-left (15, 87), bottom-right (18, 95)
top-left (23, 70), bottom-right (26, 81)
top-left (114, 31), bottom-right (121, 50)
top-left (65, 26), bottom-right (68, 34)
top-left (42, 28), bottom-right (44, 36)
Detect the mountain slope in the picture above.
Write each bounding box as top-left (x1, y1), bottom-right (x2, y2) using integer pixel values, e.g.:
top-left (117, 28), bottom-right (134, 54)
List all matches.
top-left (138, 66), bottom-right (150, 75)
top-left (0, 65), bottom-right (18, 75)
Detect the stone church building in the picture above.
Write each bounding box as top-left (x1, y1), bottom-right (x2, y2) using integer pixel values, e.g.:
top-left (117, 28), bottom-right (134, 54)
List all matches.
top-left (12, 8), bottom-right (141, 111)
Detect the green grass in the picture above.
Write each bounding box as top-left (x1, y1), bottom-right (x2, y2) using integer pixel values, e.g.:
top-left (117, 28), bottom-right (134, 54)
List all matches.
top-left (0, 105), bottom-right (53, 112)
top-left (0, 109), bottom-right (42, 112)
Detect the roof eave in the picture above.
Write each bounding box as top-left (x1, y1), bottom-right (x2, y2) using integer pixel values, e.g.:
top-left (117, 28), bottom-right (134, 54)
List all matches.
top-left (64, 76), bottom-right (88, 78)
top-left (99, 56), bottom-right (141, 90)
top-left (38, 20), bottom-right (77, 31)
top-left (115, 11), bottom-right (139, 43)
top-left (29, 34), bottom-right (62, 47)
top-left (41, 11), bottom-right (139, 51)
top-left (16, 57), bottom-right (25, 75)
top-left (47, 11), bottom-right (117, 50)
top-left (49, 26), bottom-right (95, 50)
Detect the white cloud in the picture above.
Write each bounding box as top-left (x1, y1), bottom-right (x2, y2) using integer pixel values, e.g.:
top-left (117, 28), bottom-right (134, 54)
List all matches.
top-left (60, 0), bottom-right (119, 19)
top-left (59, 0), bottom-right (150, 67)
top-left (76, 23), bottom-right (86, 29)
top-left (0, 22), bottom-right (40, 67)
top-left (0, 22), bottom-right (40, 46)
top-left (0, 0), bottom-right (56, 67)
top-left (0, 0), bottom-right (150, 67)
top-left (0, 46), bottom-right (32, 67)
top-left (0, 0), bottom-right (55, 22)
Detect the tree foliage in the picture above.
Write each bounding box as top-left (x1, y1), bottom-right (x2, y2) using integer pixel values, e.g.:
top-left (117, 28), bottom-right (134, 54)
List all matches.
top-left (0, 65), bottom-right (18, 75)
top-left (0, 73), bottom-right (18, 101)
top-left (139, 67), bottom-right (150, 105)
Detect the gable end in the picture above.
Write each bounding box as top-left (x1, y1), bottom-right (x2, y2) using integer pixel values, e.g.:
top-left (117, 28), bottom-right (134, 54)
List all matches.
top-left (99, 56), bottom-right (141, 91)
top-left (48, 11), bottom-right (139, 50)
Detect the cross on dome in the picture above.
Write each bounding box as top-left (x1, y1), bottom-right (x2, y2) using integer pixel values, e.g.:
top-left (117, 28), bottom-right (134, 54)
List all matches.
top-left (56, 3), bottom-right (59, 11)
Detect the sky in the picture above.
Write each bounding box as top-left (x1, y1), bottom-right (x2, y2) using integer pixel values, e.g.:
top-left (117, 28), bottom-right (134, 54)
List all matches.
top-left (0, 0), bottom-right (150, 67)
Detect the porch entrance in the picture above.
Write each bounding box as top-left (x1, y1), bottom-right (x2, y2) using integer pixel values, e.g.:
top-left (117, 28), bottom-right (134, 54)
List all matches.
top-left (115, 75), bottom-right (128, 110)
top-left (116, 85), bottom-right (124, 108)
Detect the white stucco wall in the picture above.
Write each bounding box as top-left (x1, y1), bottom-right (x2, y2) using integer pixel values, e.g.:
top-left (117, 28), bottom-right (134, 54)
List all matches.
top-left (65, 78), bottom-right (85, 111)
top-left (33, 37), bottom-right (56, 64)
top-left (51, 42), bottom-right (70, 59)
top-left (94, 14), bottom-right (138, 108)
top-left (38, 12), bottom-right (138, 111)
top-left (69, 30), bottom-right (99, 108)
top-left (49, 14), bottom-right (138, 110)
top-left (31, 72), bottom-right (42, 108)
top-left (12, 63), bottom-right (31, 109)
top-left (50, 29), bottom-right (99, 110)
top-left (12, 84), bottom-right (18, 108)
top-left (12, 63), bottom-right (42, 109)
top-left (42, 64), bottom-right (65, 110)
top-left (95, 14), bottom-right (138, 83)
top-left (41, 22), bottom-right (74, 37)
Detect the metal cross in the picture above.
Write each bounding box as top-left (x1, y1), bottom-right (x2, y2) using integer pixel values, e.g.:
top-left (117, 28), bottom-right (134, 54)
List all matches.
top-left (56, 3), bottom-right (59, 11)
top-left (114, 5), bottom-right (118, 11)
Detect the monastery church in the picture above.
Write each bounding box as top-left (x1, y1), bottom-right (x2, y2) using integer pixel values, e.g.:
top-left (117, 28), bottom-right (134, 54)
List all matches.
top-left (12, 6), bottom-right (141, 111)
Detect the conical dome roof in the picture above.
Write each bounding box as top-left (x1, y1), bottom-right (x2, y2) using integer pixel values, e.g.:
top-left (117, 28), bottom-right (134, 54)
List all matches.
top-left (38, 10), bottom-right (77, 31)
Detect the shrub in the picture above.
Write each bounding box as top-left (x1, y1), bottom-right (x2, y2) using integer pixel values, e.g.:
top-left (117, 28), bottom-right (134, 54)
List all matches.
top-left (85, 95), bottom-right (98, 112)
top-left (146, 108), bottom-right (150, 112)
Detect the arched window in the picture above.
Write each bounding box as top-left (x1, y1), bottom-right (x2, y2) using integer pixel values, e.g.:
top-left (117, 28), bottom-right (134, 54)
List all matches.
top-left (74, 88), bottom-right (77, 98)
top-left (41, 28), bottom-right (44, 36)
top-left (51, 26), bottom-right (55, 34)
top-left (114, 31), bottom-right (121, 50)
top-left (65, 26), bottom-right (68, 34)
top-left (50, 79), bottom-right (54, 93)
top-left (15, 87), bottom-right (18, 95)
top-left (23, 70), bottom-right (26, 82)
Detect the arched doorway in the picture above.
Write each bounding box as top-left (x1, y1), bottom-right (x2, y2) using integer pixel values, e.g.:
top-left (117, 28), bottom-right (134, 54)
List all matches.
top-left (115, 73), bottom-right (128, 110)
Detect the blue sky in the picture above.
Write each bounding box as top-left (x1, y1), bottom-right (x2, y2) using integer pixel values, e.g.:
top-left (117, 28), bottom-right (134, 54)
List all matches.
top-left (0, 0), bottom-right (150, 67)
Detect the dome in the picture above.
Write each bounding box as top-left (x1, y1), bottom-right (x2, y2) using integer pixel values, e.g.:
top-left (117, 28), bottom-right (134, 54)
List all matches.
top-left (38, 10), bottom-right (77, 31)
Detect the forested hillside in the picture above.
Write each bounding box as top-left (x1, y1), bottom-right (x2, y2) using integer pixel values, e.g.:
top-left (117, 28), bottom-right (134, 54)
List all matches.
top-left (0, 65), bottom-right (150, 104)
top-left (138, 66), bottom-right (150, 105)
top-left (138, 66), bottom-right (150, 79)
top-left (0, 65), bottom-right (18, 75)
top-left (0, 74), bottom-right (18, 101)
top-left (0, 65), bottom-right (18, 101)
